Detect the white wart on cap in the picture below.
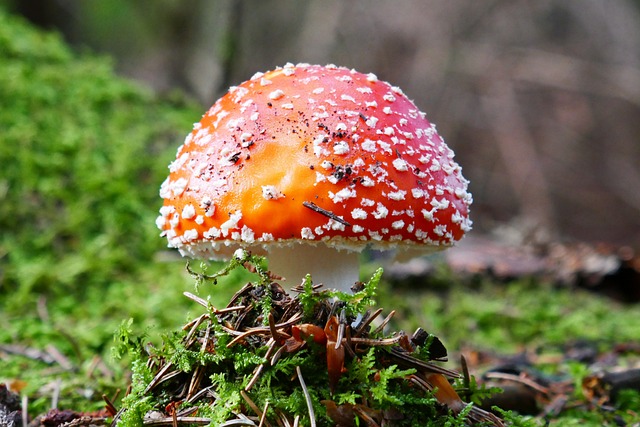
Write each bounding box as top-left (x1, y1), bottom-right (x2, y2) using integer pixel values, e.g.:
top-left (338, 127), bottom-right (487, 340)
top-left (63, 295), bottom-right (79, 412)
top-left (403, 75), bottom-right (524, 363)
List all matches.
top-left (157, 63), bottom-right (472, 288)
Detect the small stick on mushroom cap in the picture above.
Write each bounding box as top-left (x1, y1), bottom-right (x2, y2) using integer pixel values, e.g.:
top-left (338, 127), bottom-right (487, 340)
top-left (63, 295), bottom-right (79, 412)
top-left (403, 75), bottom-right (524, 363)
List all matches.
top-left (157, 63), bottom-right (472, 290)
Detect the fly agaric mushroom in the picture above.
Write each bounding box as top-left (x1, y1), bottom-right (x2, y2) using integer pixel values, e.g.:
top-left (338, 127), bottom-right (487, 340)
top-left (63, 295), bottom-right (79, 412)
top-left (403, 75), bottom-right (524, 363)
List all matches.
top-left (157, 63), bottom-right (472, 289)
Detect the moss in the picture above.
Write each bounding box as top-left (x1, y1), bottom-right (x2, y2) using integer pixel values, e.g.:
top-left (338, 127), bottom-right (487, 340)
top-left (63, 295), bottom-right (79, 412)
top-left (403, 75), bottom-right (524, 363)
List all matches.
top-left (380, 266), bottom-right (640, 354)
top-left (0, 7), bottom-right (203, 415)
top-left (0, 8), bottom-right (200, 306)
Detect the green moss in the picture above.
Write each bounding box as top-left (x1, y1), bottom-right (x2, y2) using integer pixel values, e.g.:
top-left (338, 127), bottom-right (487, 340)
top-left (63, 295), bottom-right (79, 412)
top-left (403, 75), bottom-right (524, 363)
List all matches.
top-left (381, 268), bottom-right (640, 354)
top-left (0, 8), bottom-right (200, 305)
top-left (0, 7), bottom-right (204, 415)
top-left (0, 7), bottom-right (205, 324)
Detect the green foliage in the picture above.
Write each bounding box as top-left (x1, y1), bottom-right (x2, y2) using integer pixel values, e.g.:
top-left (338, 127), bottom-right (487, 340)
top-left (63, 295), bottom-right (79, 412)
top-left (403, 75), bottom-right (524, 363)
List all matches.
top-left (298, 274), bottom-right (317, 318)
top-left (491, 408), bottom-right (540, 427)
top-left (112, 318), bottom-right (146, 361)
top-left (188, 250), bottom-right (276, 325)
top-left (330, 267), bottom-right (381, 316)
top-left (565, 362), bottom-right (590, 400)
top-left (111, 320), bottom-right (159, 427)
top-left (0, 8), bottom-right (200, 305)
top-left (454, 371), bottom-right (503, 407)
top-left (298, 266), bottom-right (380, 321)
top-left (616, 389), bottom-right (640, 413)
top-left (116, 356), bottom-right (155, 427)
top-left (0, 7), bottom-right (205, 416)
top-left (370, 364), bottom-right (418, 406)
top-left (204, 373), bottom-right (245, 425)
top-left (443, 403), bottom-right (474, 427)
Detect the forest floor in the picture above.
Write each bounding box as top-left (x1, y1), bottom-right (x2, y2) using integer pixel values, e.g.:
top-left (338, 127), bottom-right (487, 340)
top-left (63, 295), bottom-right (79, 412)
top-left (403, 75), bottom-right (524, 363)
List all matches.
top-left (1, 236), bottom-right (639, 426)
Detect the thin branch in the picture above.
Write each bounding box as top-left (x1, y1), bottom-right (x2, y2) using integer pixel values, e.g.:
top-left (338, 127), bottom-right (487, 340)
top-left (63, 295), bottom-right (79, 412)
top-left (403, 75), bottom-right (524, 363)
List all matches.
top-left (302, 201), bottom-right (351, 227)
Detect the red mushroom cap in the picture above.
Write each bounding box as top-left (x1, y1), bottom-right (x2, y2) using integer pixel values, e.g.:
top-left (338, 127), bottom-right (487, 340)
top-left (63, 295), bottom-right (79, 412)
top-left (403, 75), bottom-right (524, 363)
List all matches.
top-left (157, 63), bottom-right (472, 259)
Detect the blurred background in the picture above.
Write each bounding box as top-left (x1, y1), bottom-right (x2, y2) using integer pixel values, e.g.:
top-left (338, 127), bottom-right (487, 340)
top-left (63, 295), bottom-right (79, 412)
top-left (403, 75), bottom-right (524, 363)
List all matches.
top-left (4, 0), bottom-right (640, 247)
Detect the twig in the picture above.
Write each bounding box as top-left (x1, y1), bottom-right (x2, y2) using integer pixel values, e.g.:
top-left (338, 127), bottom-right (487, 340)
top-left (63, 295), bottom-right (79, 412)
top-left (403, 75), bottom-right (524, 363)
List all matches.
top-left (199, 321), bottom-right (212, 353)
top-left (187, 365), bottom-right (205, 400)
top-left (186, 385), bottom-right (218, 405)
top-left (227, 282), bottom-right (256, 307)
top-left (408, 374), bottom-right (432, 392)
top-left (268, 313), bottom-right (288, 344)
top-left (65, 416), bottom-right (109, 426)
top-left (270, 345), bottom-right (285, 366)
top-left (302, 201), bottom-right (351, 227)
top-left (540, 394), bottom-right (570, 419)
top-left (215, 305), bottom-right (247, 315)
top-left (218, 324), bottom-right (248, 337)
top-left (290, 282), bottom-right (324, 294)
top-left (352, 406), bottom-right (381, 427)
top-left (335, 322), bottom-right (345, 350)
top-left (458, 355), bottom-right (472, 401)
top-left (295, 366), bottom-right (316, 427)
top-left (219, 419), bottom-right (258, 426)
top-left (389, 348), bottom-right (460, 378)
top-left (103, 393), bottom-right (118, 417)
top-left (468, 406), bottom-right (506, 427)
top-left (182, 313), bottom-right (209, 346)
top-left (274, 410), bottom-right (291, 427)
top-left (182, 313), bottom-right (208, 331)
top-left (0, 344), bottom-right (56, 364)
top-left (263, 338), bottom-right (278, 361)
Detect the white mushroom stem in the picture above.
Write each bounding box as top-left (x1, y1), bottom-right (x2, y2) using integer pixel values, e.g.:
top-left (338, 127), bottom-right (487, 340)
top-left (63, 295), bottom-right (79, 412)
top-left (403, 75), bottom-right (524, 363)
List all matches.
top-left (266, 245), bottom-right (360, 292)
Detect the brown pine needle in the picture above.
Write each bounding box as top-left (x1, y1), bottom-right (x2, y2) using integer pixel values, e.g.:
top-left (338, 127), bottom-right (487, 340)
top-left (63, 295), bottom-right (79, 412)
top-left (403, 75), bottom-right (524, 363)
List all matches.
top-left (372, 310), bottom-right (396, 334)
top-left (240, 391), bottom-right (272, 427)
top-left (258, 400), bottom-right (270, 427)
top-left (295, 366), bottom-right (316, 427)
top-left (352, 308), bottom-right (383, 337)
top-left (183, 292), bottom-right (209, 308)
top-left (245, 363), bottom-right (265, 392)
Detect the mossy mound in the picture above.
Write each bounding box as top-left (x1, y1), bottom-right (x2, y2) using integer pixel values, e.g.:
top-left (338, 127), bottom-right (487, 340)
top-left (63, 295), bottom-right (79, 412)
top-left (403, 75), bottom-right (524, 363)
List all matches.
top-left (0, 9), bottom-right (200, 305)
top-left (113, 252), bottom-right (505, 427)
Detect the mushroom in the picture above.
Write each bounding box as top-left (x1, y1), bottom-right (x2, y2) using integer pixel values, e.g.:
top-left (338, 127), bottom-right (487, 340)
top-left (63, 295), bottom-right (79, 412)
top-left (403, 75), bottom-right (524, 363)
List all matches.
top-left (156, 63), bottom-right (472, 290)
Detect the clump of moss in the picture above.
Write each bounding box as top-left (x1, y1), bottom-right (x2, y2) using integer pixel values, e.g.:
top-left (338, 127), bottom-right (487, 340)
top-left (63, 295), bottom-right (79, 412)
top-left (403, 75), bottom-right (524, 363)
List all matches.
top-left (0, 8), bottom-right (200, 306)
top-left (114, 251), bottom-right (505, 426)
top-left (0, 8), bottom-right (204, 416)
